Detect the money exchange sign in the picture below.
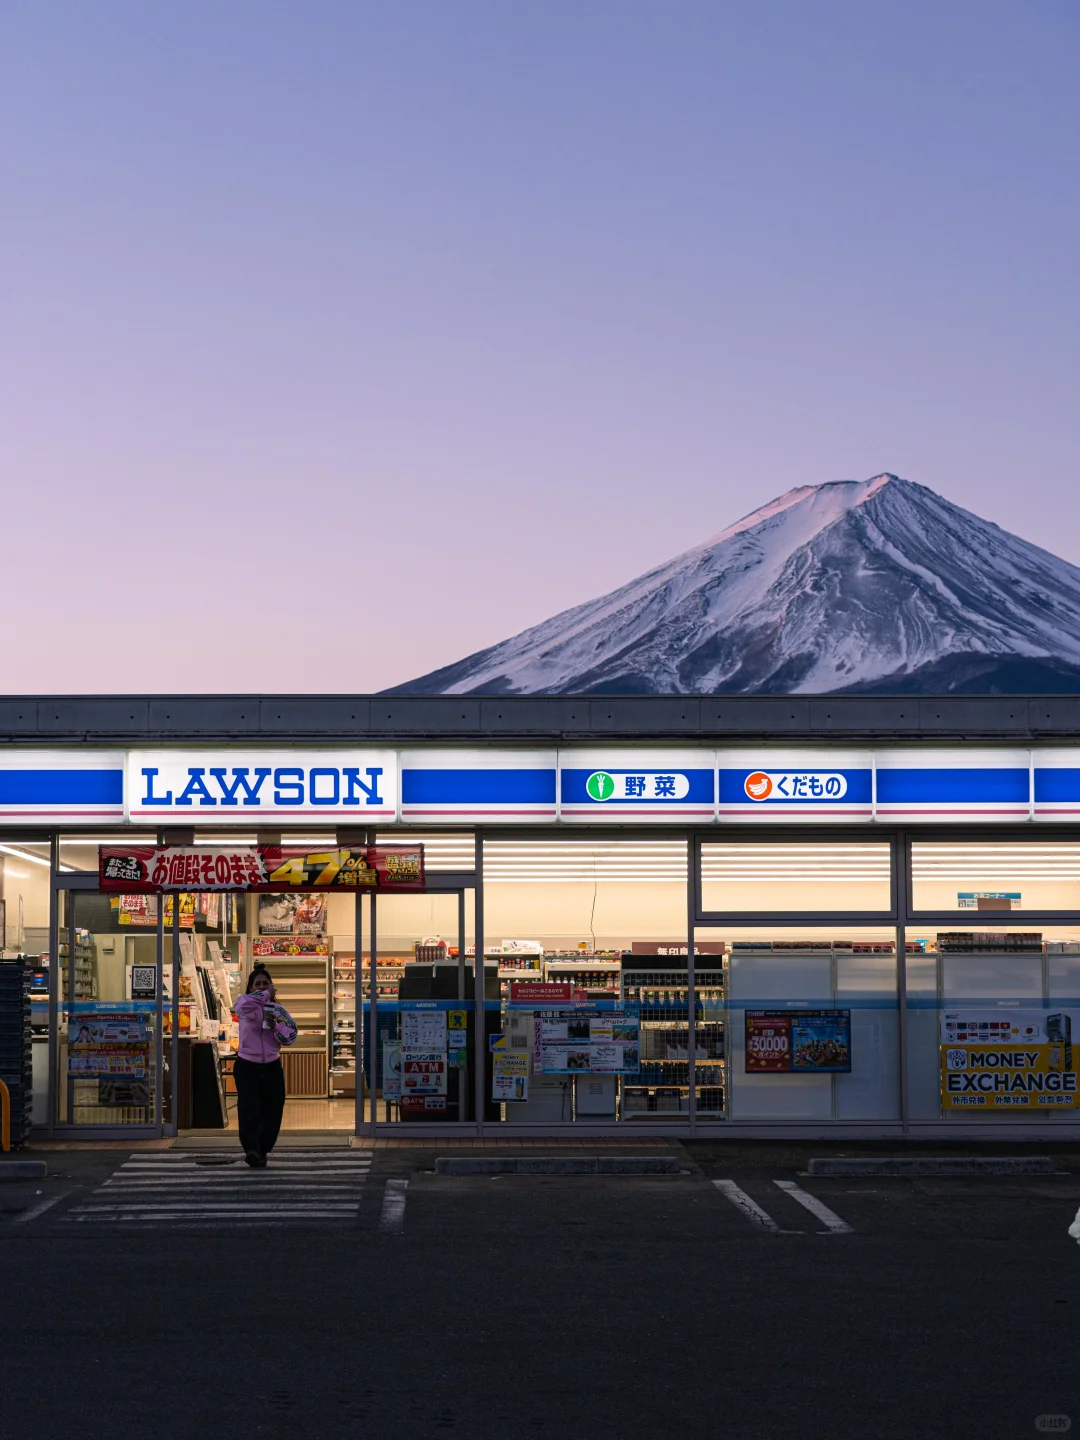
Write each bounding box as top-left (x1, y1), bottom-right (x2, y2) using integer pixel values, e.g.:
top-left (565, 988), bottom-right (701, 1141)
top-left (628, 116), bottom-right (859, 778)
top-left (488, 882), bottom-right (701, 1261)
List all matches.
top-left (940, 1010), bottom-right (1079, 1110)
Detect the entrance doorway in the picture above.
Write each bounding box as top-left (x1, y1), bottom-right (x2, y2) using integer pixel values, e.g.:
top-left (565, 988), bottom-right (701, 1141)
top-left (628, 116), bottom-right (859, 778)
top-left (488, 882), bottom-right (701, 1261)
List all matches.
top-left (52, 885), bottom-right (162, 1133)
top-left (42, 862), bottom-right (475, 1139)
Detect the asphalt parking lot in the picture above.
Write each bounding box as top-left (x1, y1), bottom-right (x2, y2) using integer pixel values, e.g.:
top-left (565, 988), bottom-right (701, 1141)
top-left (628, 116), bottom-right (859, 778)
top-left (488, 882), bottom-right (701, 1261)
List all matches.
top-left (4, 1142), bottom-right (1080, 1440)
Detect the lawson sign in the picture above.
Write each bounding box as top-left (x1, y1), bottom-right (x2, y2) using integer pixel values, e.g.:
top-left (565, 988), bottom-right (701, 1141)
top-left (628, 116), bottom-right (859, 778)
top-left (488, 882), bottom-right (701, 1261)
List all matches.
top-left (126, 751), bottom-right (397, 822)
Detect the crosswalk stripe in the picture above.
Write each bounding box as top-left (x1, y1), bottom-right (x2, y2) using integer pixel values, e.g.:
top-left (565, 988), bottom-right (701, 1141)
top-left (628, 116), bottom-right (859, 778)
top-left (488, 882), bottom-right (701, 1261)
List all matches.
top-left (119, 1157), bottom-right (371, 1163)
top-left (379, 1179), bottom-right (408, 1235)
top-left (773, 1179), bottom-right (853, 1234)
top-left (69, 1203), bottom-right (360, 1213)
top-left (63, 1150), bottom-right (372, 1229)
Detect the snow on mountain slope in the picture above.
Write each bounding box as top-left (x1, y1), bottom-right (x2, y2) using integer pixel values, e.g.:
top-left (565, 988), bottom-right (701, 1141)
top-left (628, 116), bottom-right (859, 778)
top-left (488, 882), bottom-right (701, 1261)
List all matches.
top-left (389, 475), bottom-right (1080, 695)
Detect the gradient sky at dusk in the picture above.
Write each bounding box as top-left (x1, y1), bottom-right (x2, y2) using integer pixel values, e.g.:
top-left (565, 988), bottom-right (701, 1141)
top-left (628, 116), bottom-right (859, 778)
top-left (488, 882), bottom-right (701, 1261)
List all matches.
top-left (3, 1), bottom-right (1078, 693)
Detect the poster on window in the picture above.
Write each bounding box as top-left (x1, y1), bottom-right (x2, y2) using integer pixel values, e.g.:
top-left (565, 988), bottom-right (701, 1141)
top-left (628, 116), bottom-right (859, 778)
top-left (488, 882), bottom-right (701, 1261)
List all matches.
top-left (528, 1005), bottom-right (640, 1075)
top-left (745, 1010), bottom-right (851, 1073)
top-left (401, 1009), bottom-right (447, 1049)
top-left (67, 1005), bottom-right (152, 1077)
top-left (383, 1042), bottom-right (402, 1100)
top-left (493, 1052), bottom-right (529, 1101)
top-left (116, 894), bottom-right (196, 928)
top-left (401, 1052), bottom-right (447, 1096)
top-left (939, 1009), bottom-right (1079, 1110)
top-left (258, 894), bottom-right (327, 936)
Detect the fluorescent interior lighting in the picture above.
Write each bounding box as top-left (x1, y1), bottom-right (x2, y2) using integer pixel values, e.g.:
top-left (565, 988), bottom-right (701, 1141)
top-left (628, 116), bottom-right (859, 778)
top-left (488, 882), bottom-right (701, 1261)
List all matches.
top-left (0, 844), bottom-right (51, 868)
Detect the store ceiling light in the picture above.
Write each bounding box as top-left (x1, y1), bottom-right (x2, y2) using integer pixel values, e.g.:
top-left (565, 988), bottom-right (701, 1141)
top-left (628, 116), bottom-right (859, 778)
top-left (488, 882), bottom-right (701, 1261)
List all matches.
top-left (0, 844), bottom-right (51, 868)
top-left (701, 843), bottom-right (890, 884)
top-left (484, 840), bottom-right (688, 883)
top-left (912, 843), bottom-right (1080, 880)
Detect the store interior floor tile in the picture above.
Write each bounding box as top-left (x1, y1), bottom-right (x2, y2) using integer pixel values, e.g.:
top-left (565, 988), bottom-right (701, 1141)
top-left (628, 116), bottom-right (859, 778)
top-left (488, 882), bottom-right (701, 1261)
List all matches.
top-left (223, 1097), bottom-right (357, 1131)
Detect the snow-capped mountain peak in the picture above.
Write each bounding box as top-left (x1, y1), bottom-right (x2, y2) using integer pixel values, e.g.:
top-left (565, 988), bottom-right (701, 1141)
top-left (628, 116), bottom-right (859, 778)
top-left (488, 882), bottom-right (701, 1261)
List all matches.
top-left (390, 474), bottom-right (1080, 696)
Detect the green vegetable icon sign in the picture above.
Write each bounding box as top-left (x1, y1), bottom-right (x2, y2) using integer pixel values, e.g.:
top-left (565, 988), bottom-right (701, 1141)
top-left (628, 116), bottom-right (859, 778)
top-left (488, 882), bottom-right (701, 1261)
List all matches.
top-left (586, 771), bottom-right (616, 801)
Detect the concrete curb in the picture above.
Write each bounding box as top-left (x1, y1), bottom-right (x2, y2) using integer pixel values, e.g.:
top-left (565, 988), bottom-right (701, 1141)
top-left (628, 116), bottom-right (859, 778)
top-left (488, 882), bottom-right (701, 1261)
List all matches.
top-left (807, 1156), bottom-right (1056, 1177)
top-left (435, 1156), bottom-right (681, 1176)
top-left (0, 1159), bottom-right (48, 1181)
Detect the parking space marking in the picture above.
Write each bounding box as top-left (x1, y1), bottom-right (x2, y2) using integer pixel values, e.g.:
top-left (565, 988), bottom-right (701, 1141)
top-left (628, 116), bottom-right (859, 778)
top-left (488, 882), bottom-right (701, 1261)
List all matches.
top-left (712, 1179), bottom-right (798, 1233)
top-left (11, 1194), bottom-right (65, 1226)
top-left (774, 1179), bottom-right (853, 1234)
top-left (379, 1178), bottom-right (408, 1235)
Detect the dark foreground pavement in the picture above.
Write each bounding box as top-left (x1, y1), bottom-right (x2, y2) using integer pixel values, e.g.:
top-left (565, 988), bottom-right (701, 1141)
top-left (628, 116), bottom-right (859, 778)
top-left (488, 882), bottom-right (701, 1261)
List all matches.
top-left (3, 1141), bottom-right (1080, 1440)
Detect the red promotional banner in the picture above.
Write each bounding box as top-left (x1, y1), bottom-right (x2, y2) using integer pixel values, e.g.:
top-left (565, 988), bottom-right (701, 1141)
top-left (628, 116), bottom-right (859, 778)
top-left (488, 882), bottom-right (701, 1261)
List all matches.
top-left (99, 845), bottom-right (425, 893)
top-left (745, 1011), bottom-right (792, 1072)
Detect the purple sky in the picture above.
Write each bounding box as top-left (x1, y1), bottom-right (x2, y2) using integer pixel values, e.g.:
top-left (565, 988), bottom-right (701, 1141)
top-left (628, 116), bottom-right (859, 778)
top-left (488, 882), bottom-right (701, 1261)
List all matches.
top-left (3, 1), bottom-right (1078, 694)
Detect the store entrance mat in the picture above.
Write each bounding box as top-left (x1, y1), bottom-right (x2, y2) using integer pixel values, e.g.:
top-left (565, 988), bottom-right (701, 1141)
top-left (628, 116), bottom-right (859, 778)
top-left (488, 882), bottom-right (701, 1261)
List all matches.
top-left (171, 1132), bottom-right (351, 1151)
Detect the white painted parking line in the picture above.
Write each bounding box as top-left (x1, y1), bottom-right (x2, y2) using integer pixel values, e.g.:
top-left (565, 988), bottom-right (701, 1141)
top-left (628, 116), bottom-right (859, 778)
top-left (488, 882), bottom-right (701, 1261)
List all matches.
top-left (11, 1194), bottom-right (65, 1225)
top-left (379, 1179), bottom-right (408, 1235)
top-left (773, 1179), bottom-right (853, 1234)
top-left (712, 1179), bottom-right (798, 1233)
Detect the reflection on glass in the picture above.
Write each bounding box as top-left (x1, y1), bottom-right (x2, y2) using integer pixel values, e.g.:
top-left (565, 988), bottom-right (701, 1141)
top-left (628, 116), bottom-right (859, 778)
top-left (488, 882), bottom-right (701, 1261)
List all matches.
top-left (911, 842), bottom-right (1080, 912)
top-left (483, 839), bottom-right (690, 1123)
top-left (700, 843), bottom-right (891, 912)
top-left (695, 927), bottom-right (900, 1123)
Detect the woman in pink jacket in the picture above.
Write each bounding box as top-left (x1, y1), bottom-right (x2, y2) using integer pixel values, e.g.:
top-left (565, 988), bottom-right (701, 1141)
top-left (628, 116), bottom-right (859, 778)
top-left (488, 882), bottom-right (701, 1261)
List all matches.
top-left (232, 966), bottom-right (298, 1167)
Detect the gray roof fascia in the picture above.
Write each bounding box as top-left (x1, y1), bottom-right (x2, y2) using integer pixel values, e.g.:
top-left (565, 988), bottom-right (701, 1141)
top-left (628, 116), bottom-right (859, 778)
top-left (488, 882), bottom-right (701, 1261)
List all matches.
top-left (1, 694), bottom-right (1080, 745)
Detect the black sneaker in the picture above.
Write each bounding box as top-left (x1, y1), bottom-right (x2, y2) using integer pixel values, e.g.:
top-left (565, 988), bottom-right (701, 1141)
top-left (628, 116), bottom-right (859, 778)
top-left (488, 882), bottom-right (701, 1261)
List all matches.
top-left (244, 1150), bottom-right (262, 1167)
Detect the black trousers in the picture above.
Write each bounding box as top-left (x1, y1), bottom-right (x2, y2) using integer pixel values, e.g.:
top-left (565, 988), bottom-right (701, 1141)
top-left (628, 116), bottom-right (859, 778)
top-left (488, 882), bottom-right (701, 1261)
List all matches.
top-left (233, 1057), bottom-right (286, 1156)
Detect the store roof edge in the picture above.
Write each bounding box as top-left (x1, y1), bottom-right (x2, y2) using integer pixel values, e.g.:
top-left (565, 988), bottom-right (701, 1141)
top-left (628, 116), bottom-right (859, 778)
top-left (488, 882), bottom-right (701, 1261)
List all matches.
top-left (0, 693), bottom-right (1079, 743)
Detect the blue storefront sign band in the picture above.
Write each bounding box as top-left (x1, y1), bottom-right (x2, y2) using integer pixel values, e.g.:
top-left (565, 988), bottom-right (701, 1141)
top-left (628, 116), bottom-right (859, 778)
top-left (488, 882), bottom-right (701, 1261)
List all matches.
top-left (68, 1001), bottom-right (159, 1013)
top-left (6, 747), bottom-right (1080, 822)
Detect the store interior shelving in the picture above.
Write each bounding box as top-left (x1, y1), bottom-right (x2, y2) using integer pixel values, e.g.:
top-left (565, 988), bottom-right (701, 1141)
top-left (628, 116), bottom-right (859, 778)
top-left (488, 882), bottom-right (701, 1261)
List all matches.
top-left (60, 929), bottom-right (97, 1000)
top-left (620, 957), bottom-right (727, 1117)
top-left (331, 951), bottom-right (357, 1095)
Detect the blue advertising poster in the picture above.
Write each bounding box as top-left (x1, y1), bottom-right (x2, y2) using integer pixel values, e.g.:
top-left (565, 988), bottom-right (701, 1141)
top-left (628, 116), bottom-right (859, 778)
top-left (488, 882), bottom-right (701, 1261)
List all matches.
top-left (790, 1011), bottom-right (851, 1072)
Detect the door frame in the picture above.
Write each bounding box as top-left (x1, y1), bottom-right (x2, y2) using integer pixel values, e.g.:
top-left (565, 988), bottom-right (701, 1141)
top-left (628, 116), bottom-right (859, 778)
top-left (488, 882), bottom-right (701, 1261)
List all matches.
top-left (45, 871), bottom-right (166, 1140)
top-left (361, 878), bottom-right (477, 1137)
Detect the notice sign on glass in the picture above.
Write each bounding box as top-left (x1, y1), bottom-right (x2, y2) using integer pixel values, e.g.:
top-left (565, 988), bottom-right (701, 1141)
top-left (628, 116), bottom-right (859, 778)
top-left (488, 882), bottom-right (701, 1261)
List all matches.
top-left (534, 1005), bottom-right (640, 1075)
top-left (745, 1010), bottom-right (852, 1073)
top-left (940, 1009), bottom-right (1079, 1110)
top-left (68, 1005), bottom-right (152, 1078)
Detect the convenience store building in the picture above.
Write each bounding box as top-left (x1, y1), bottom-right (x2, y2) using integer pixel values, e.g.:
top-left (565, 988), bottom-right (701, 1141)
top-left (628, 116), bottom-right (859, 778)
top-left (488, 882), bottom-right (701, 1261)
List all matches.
top-left (5, 692), bottom-right (1080, 1140)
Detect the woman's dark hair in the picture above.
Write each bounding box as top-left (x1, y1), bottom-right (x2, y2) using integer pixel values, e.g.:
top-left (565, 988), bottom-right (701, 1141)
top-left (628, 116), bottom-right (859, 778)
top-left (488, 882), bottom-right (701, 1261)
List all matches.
top-left (246, 965), bottom-right (274, 994)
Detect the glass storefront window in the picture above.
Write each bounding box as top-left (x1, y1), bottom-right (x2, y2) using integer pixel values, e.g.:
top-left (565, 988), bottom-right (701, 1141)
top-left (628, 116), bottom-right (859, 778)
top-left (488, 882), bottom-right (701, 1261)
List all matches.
top-left (360, 891), bottom-right (476, 1124)
top-left (695, 925), bottom-right (900, 1122)
top-left (905, 925), bottom-right (1080, 1123)
top-left (57, 834), bottom-right (157, 872)
top-left (700, 842), bottom-right (892, 913)
top-left (0, 840), bottom-right (51, 954)
top-left (911, 842), bottom-right (1080, 913)
top-left (484, 840), bottom-right (689, 1123)
top-left (3, 841), bottom-right (54, 1127)
top-left (56, 890), bottom-right (160, 1126)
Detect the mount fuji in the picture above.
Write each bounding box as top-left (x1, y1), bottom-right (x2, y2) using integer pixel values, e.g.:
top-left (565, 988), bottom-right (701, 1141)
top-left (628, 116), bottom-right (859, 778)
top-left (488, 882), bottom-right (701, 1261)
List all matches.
top-left (390, 474), bottom-right (1080, 695)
